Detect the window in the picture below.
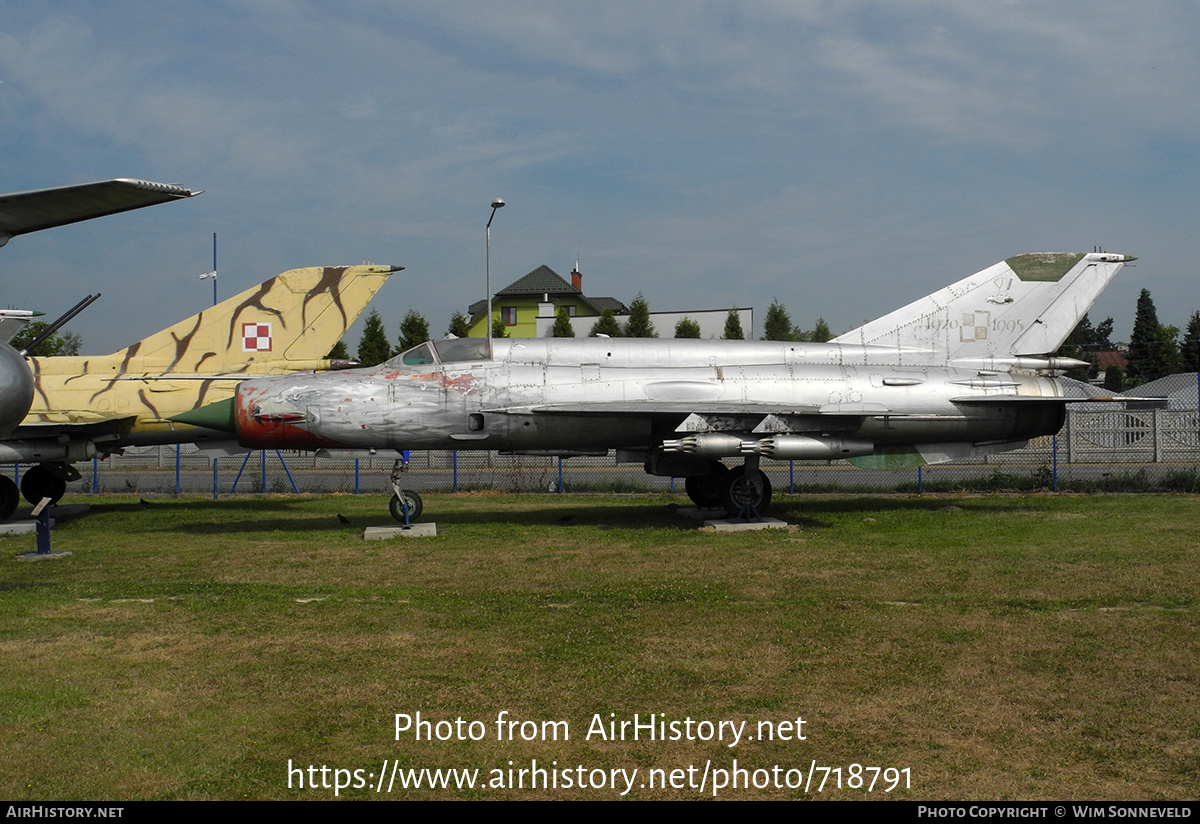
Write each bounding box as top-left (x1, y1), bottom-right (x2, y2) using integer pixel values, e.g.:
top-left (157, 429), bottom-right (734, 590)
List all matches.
top-left (501, 307), bottom-right (517, 326)
top-left (398, 343), bottom-right (434, 365)
top-left (433, 338), bottom-right (490, 363)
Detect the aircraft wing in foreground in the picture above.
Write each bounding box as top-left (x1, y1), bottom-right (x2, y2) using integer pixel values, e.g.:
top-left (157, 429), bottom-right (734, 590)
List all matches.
top-left (189, 252), bottom-right (1135, 521)
top-left (0, 178), bottom-right (197, 247)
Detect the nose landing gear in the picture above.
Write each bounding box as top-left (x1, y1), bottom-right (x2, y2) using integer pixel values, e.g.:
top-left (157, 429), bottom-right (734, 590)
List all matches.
top-left (389, 489), bottom-right (424, 524)
top-left (388, 455), bottom-right (423, 524)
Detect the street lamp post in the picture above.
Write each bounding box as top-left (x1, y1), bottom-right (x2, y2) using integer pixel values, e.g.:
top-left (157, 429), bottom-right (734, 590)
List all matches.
top-left (197, 232), bottom-right (217, 306)
top-left (198, 270), bottom-right (217, 306)
top-left (486, 198), bottom-right (505, 344)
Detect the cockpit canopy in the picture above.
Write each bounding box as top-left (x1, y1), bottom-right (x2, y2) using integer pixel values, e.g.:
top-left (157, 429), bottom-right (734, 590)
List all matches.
top-left (388, 337), bottom-right (491, 368)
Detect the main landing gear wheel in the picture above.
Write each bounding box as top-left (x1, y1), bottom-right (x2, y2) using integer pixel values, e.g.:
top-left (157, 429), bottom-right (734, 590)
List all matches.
top-left (389, 490), bottom-right (424, 523)
top-left (684, 461), bottom-right (729, 509)
top-left (21, 464), bottom-right (68, 506)
top-left (0, 476), bottom-right (19, 519)
top-left (721, 469), bottom-right (772, 518)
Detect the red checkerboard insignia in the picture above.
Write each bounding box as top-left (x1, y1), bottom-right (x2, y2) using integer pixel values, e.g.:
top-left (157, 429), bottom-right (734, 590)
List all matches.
top-left (242, 322), bottom-right (272, 352)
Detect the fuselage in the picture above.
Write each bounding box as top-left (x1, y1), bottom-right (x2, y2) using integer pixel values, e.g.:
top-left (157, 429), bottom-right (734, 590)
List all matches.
top-left (232, 337), bottom-right (1069, 459)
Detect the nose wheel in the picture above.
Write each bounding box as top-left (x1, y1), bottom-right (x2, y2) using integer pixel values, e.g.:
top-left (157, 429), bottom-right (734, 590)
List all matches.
top-left (387, 455), bottom-right (423, 523)
top-left (389, 490), bottom-right (424, 524)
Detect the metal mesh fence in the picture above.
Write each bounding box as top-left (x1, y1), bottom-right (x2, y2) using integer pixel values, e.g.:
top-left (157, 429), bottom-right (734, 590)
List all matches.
top-left (8, 373), bottom-right (1200, 500)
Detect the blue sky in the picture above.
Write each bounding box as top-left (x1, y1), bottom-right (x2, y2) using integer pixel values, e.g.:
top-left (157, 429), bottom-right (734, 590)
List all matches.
top-left (2, 1), bottom-right (1197, 353)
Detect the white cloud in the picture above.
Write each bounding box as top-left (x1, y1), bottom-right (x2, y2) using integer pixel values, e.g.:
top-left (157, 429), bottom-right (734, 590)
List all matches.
top-left (1, 1), bottom-right (1196, 349)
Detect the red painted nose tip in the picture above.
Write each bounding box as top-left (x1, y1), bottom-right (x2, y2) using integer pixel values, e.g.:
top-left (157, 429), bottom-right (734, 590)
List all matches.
top-left (235, 385), bottom-right (334, 450)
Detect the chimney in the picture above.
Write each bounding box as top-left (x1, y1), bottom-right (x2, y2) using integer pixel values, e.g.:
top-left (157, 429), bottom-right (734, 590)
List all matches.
top-left (571, 263), bottom-right (582, 291)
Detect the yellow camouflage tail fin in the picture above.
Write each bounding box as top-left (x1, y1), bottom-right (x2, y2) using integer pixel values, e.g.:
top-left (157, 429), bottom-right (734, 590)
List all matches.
top-left (108, 264), bottom-right (400, 375)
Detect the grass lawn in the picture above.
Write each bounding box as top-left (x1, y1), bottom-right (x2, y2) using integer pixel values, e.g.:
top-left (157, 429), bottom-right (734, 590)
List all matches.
top-left (1, 492), bottom-right (1196, 800)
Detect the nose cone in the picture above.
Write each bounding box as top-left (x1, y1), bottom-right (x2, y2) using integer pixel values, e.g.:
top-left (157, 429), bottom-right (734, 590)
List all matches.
top-left (233, 375), bottom-right (342, 450)
top-left (0, 343), bottom-right (33, 437)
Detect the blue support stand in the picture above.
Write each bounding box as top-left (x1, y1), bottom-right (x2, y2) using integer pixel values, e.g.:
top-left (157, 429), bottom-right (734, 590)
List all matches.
top-left (230, 451), bottom-right (253, 492)
top-left (276, 451), bottom-right (299, 493)
top-left (230, 450), bottom-right (297, 493)
top-left (35, 503), bottom-right (52, 555)
top-left (733, 502), bottom-right (762, 523)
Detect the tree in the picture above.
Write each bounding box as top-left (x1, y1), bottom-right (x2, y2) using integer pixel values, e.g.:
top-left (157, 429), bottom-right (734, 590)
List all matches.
top-left (674, 317), bottom-right (701, 338)
top-left (1127, 290), bottom-right (1181, 386)
top-left (490, 315), bottom-right (508, 339)
top-left (356, 310), bottom-right (391, 367)
top-left (1153, 324), bottom-right (1184, 378)
top-left (1183, 311), bottom-right (1200, 373)
top-left (447, 311), bottom-right (470, 338)
top-left (763, 299), bottom-right (794, 341)
top-left (624, 294), bottom-right (657, 337)
top-left (59, 332), bottom-right (83, 356)
top-left (1059, 313), bottom-right (1116, 379)
top-left (10, 322), bottom-right (76, 357)
top-left (722, 309), bottom-right (744, 340)
top-left (589, 309), bottom-right (623, 337)
top-left (397, 309), bottom-right (430, 353)
top-left (1103, 365), bottom-right (1124, 393)
top-left (1127, 290), bottom-right (1159, 385)
top-left (327, 340), bottom-right (349, 360)
top-left (811, 317), bottom-right (832, 342)
top-left (552, 306), bottom-right (575, 337)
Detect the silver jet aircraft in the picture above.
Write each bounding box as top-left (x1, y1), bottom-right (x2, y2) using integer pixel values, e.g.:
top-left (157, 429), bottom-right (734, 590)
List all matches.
top-left (189, 251), bottom-right (1134, 520)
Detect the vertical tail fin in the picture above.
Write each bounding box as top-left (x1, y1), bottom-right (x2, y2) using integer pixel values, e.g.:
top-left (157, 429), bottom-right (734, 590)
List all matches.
top-left (832, 253), bottom-right (1132, 362)
top-left (110, 265), bottom-right (399, 373)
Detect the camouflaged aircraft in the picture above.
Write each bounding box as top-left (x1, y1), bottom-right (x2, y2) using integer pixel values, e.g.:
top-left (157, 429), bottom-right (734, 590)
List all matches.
top-left (190, 252), bottom-right (1135, 522)
top-left (0, 178), bottom-right (199, 445)
top-left (0, 263), bottom-right (399, 517)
